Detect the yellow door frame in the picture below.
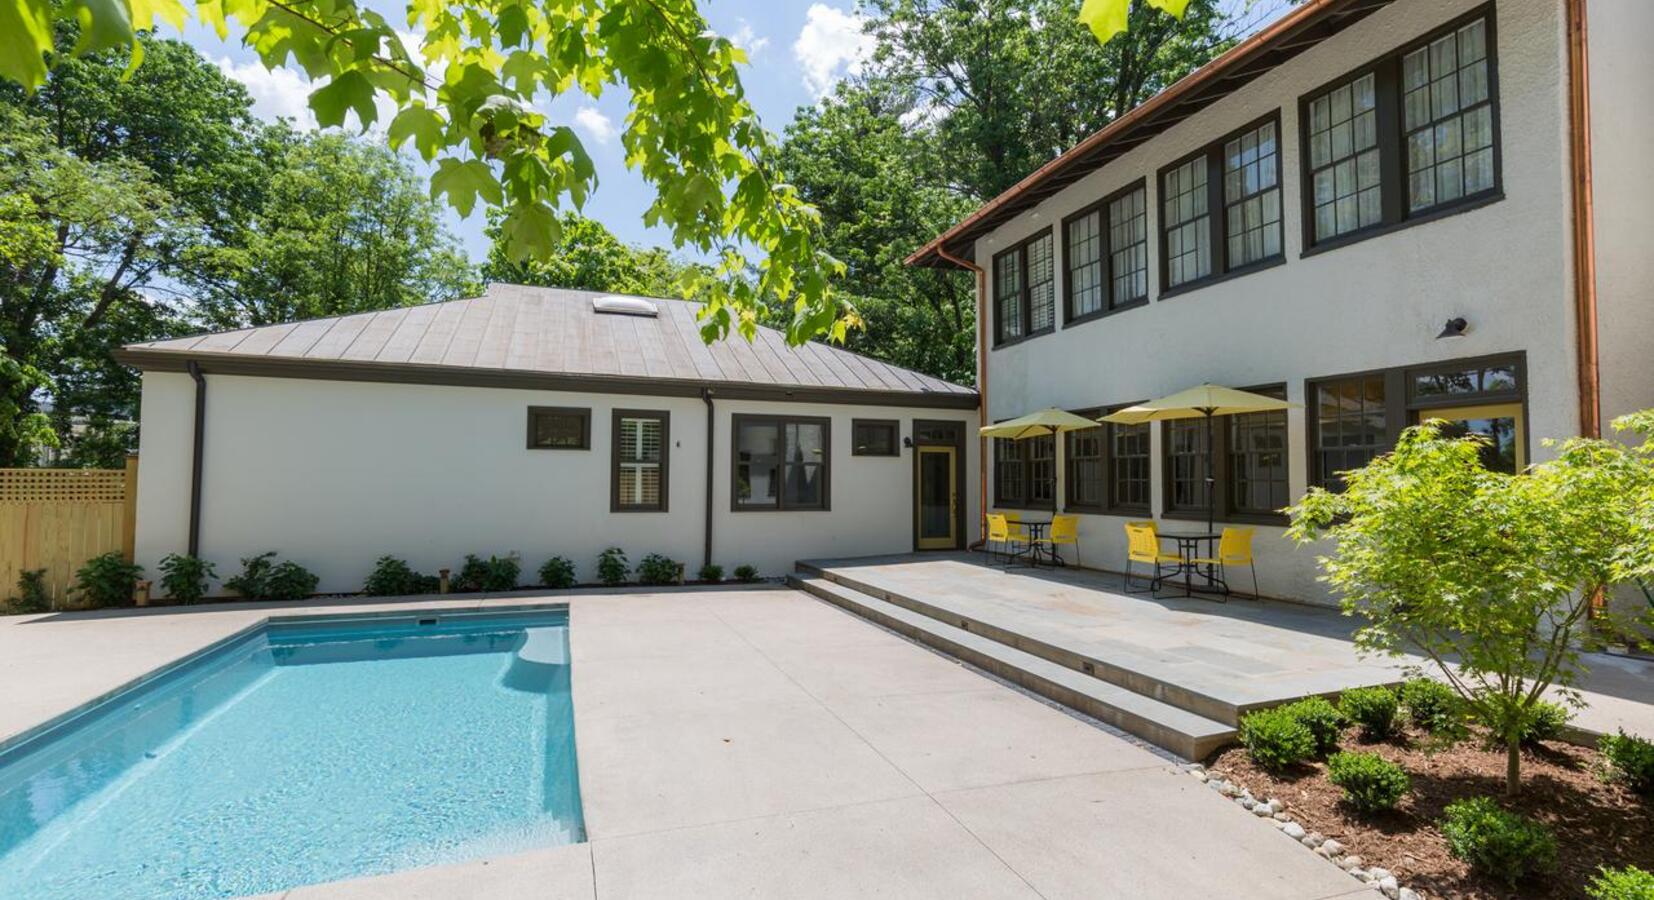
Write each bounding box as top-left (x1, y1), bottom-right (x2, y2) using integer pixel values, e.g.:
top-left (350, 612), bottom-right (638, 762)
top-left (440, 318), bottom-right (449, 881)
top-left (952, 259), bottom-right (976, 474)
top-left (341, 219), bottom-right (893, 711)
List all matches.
top-left (916, 446), bottom-right (958, 550)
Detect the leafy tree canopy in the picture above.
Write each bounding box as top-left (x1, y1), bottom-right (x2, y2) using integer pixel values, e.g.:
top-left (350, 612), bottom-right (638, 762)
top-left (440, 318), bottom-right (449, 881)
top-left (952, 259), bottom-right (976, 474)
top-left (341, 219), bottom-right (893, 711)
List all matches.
top-left (481, 210), bottom-right (705, 299)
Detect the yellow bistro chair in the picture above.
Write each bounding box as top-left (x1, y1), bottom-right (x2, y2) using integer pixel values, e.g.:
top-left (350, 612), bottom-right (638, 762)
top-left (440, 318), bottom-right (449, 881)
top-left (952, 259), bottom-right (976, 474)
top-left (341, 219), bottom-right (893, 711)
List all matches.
top-left (986, 514), bottom-right (1031, 567)
top-left (1035, 514), bottom-right (1082, 567)
top-left (1123, 521), bottom-right (1182, 595)
top-left (1189, 526), bottom-right (1260, 600)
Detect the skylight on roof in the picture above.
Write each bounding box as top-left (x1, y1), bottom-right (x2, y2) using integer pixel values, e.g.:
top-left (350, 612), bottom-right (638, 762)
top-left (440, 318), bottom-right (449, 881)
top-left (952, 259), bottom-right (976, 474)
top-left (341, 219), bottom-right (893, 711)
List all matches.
top-left (591, 295), bottom-right (658, 317)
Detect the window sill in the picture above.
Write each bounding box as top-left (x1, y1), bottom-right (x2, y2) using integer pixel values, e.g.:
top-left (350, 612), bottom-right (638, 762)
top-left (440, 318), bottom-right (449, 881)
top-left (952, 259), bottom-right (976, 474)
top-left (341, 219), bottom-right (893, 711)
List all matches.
top-left (991, 326), bottom-right (1055, 351)
top-left (1157, 255), bottom-right (1287, 302)
top-left (730, 505), bottom-right (832, 513)
top-left (1063, 297), bottom-right (1150, 330)
top-left (1300, 190), bottom-right (1504, 259)
top-left (1160, 510), bottom-right (1289, 528)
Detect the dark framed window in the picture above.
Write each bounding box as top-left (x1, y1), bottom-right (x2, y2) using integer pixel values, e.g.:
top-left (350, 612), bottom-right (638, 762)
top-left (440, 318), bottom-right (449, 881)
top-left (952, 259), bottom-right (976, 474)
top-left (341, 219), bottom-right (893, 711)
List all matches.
top-left (1308, 351), bottom-right (1526, 489)
top-left (1299, 5), bottom-right (1501, 253)
top-left (1066, 419), bottom-right (1105, 511)
top-left (851, 419), bottom-right (900, 457)
top-left (992, 229), bottom-right (1055, 345)
top-left (993, 434), bottom-right (1054, 510)
top-left (1063, 409), bottom-right (1150, 514)
top-left (527, 406), bottom-right (589, 450)
top-left (733, 414), bottom-right (830, 511)
top-left (1162, 385), bottom-right (1289, 523)
top-left (1063, 181), bottom-right (1149, 326)
top-left (1159, 112), bottom-right (1284, 296)
top-left (1108, 420), bottom-right (1151, 513)
top-left (612, 410), bottom-right (668, 512)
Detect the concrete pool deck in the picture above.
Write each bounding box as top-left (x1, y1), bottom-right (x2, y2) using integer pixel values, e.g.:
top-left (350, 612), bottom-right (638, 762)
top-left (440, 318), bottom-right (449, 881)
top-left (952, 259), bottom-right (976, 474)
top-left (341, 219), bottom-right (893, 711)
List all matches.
top-left (0, 587), bottom-right (1382, 899)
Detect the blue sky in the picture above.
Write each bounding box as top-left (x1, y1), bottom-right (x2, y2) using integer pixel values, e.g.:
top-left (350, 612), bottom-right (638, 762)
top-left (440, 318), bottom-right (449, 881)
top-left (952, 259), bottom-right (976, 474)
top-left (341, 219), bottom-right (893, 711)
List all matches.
top-left (179, 2), bottom-right (877, 262)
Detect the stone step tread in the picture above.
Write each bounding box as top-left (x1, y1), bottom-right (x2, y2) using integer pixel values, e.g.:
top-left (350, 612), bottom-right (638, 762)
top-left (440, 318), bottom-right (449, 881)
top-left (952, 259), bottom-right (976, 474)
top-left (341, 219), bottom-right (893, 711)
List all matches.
top-left (792, 576), bottom-right (1234, 743)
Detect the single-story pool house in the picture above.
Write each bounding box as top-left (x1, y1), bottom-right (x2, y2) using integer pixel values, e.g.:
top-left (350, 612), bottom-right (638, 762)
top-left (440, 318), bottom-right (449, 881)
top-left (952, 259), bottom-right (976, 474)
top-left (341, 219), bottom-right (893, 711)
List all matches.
top-left (116, 284), bottom-right (980, 595)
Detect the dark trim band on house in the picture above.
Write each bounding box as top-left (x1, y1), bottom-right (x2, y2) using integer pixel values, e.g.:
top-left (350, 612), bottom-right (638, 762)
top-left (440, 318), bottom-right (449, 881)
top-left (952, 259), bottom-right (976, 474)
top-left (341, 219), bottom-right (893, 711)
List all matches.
top-left (112, 350), bottom-right (980, 411)
top-left (731, 414), bottom-right (832, 512)
top-left (611, 409), bottom-right (669, 513)
top-left (1161, 384), bottom-right (1290, 526)
top-left (526, 406), bottom-right (590, 450)
top-left (1157, 110), bottom-right (1287, 300)
top-left (991, 227), bottom-right (1056, 347)
top-left (1062, 178), bottom-right (1151, 329)
top-left (1297, 3), bottom-right (1502, 256)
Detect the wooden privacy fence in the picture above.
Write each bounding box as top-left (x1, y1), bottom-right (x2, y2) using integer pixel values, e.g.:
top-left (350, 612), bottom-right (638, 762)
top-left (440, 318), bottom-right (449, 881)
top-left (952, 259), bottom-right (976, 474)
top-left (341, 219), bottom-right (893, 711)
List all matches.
top-left (0, 458), bottom-right (138, 609)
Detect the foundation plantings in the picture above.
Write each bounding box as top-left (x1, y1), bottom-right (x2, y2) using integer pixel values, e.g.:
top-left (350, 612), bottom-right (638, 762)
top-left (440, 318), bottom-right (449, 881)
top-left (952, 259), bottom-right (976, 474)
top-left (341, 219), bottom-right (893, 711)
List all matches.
top-left (596, 548), bottom-right (629, 586)
top-left (158, 553), bottom-right (217, 604)
top-left (635, 554), bottom-right (681, 586)
top-left (5, 568), bottom-right (49, 614)
top-left (538, 556), bottom-right (577, 590)
top-left (72, 552), bottom-right (143, 608)
top-left (224, 552), bottom-right (319, 602)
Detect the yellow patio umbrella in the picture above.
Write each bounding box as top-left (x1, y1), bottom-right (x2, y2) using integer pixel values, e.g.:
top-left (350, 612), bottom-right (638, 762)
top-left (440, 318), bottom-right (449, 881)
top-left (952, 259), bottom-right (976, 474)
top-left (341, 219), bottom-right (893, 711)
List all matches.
top-left (980, 408), bottom-right (1098, 514)
top-left (1100, 384), bottom-right (1298, 533)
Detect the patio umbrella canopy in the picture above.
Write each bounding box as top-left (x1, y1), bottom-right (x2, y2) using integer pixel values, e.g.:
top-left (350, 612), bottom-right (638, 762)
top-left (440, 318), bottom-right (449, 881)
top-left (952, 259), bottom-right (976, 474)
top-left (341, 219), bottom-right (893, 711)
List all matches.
top-left (980, 408), bottom-right (1099, 515)
top-left (1099, 384), bottom-right (1298, 532)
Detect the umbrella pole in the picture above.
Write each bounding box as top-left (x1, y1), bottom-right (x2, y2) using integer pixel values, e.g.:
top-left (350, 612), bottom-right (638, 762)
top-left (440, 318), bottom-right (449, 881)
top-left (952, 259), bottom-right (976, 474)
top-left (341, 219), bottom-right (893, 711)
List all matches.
top-left (1204, 411), bottom-right (1216, 535)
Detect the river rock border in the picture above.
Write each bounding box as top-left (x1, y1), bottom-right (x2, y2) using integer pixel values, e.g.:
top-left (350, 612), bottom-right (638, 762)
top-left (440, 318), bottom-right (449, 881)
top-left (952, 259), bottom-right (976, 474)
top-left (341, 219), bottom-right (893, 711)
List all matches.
top-left (1183, 763), bottom-right (1424, 900)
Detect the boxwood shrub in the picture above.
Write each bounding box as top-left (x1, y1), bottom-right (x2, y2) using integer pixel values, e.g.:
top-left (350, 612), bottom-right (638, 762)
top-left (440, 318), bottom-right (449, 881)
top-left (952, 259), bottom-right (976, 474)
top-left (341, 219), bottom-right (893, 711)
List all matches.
top-left (1239, 706), bottom-right (1316, 771)
top-left (538, 556), bottom-right (577, 589)
top-left (1587, 865), bottom-right (1654, 900)
top-left (1326, 751), bottom-right (1410, 813)
top-left (1280, 696), bottom-right (1344, 756)
top-left (1601, 730), bottom-right (1654, 797)
top-left (1401, 678), bottom-right (1462, 733)
top-left (1340, 686), bottom-right (1400, 740)
top-left (1440, 796), bottom-right (1557, 887)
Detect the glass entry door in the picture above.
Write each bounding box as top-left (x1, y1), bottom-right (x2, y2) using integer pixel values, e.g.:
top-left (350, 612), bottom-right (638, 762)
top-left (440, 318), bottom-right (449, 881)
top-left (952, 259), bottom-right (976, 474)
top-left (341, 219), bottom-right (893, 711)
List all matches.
top-left (1416, 402), bottom-right (1525, 473)
top-left (916, 447), bottom-right (958, 549)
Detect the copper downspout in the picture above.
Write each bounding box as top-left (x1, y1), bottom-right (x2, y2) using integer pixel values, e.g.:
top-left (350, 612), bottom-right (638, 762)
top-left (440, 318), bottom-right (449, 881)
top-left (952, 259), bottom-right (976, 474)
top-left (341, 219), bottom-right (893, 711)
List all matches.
top-left (934, 245), bottom-right (988, 543)
top-left (1565, 0), bottom-right (1600, 439)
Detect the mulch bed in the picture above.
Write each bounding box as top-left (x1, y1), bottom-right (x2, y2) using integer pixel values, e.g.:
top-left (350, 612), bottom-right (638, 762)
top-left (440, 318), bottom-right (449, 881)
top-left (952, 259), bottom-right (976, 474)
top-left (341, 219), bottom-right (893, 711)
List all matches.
top-left (1205, 725), bottom-right (1652, 899)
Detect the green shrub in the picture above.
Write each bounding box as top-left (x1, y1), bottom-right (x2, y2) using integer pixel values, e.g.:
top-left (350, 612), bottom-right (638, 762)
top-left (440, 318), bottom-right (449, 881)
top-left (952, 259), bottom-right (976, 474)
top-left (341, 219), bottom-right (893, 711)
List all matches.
top-left (1340, 686), bottom-right (1400, 739)
top-left (636, 554), bottom-right (680, 586)
top-left (733, 564), bottom-right (760, 583)
top-left (6, 568), bottom-right (50, 614)
top-left (225, 552), bottom-right (317, 601)
top-left (1587, 865), bottom-right (1654, 900)
top-left (1239, 706), bottom-right (1316, 771)
top-left (1402, 678), bottom-right (1463, 733)
top-left (73, 552), bottom-right (142, 608)
top-left (1326, 751), bottom-right (1410, 813)
top-left (1440, 796), bottom-right (1558, 887)
top-left (596, 548), bottom-right (628, 586)
top-left (408, 573), bottom-right (441, 594)
top-left (1600, 730), bottom-right (1654, 797)
top-left (538, 556), bottom-right (576, 589)
top-left (1281, 696), bottom-right (1344, 756)
top-left (697, 563), bottom-right (724, 583)
top-left (363, 556), bottom-right (424, 596)
top-left (1523, 701), bottom-right (1572, 746)
top-left (453, 554), bottom-right (520, 592)
top-left (158, 553), bottom-right (216, 604)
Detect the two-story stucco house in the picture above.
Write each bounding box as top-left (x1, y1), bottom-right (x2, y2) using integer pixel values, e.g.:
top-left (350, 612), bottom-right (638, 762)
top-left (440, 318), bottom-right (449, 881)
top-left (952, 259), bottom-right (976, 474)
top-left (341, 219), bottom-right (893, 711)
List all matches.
top-left (908, 0), bottom-right (1653, 605)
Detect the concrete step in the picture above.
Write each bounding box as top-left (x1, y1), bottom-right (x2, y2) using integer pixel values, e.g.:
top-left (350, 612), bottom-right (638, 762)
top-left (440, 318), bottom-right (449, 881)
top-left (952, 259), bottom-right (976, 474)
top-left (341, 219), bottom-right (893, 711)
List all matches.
top-left (794, 561), bottom-right (1242, 727)
top-left (788, 575), bottom-right (1235, 760)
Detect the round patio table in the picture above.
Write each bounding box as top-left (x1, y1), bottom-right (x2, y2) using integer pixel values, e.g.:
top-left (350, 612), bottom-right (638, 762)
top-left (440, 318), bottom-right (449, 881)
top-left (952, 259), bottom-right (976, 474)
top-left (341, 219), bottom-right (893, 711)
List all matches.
top-left (1156, 531), bottom-right (1229, 601)
top-left (1019, 520), bottom-right (1065, 568)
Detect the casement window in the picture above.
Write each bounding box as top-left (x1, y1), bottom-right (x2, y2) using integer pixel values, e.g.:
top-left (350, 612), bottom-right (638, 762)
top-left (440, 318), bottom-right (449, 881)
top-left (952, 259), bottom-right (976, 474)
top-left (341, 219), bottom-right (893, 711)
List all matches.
top-left (994, 434), bottom-right (1055, 509)
top-left (733, 415), bottom-right (830, 510)
top-left (1159, 113), bottom-right (1284, 294)
top-left (851, 419), bottom-right (900, 457)
top-left (993, 229), bottom-right (1055, 344)
top-left (1300, 8), bottom-right (1501, 251)
top-left (1162, 386), bottom-right (1289, 522)
top-left (612, 410), bottom-right (668, 512)
top-left (1062, 413), bottom-right (1150, 514)
top-left (1309, 353), bottom-right (1526, 489)
top-left (1063, 182), bottom-right (1149, 325)
top-left (527, 406), bottom-right (589, 450)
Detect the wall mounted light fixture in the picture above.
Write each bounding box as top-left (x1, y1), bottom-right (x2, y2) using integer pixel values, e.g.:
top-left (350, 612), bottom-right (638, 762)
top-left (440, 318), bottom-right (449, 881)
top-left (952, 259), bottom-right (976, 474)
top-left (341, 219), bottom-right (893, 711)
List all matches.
top-left (1436, 317), bottom-right (1469, 340)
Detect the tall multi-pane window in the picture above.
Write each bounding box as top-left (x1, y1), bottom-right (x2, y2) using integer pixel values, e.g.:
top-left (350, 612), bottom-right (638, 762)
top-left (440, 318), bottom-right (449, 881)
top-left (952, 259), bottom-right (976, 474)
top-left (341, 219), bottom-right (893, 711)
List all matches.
top-left (1028, 434), bottom-right (1056, 506)
top-left (733, 415), bottom-right (829, 510)
top-left (613, 411), bottom-right (668, 511)
top-left (1307, 73), bottom-right (1381, 241)
top-left (1165, 419), bottom-right (1210, 513)
top-left (1229, 400), bottom-right (1289, 516)
top-left (1066, 425), bottom-right (1105, 509)
top-left (1108, 422), bottom-right (1150, 511)
top-left (1161, 157), bottom-right (1210, 288)
top-left (995, 438), bottom-right (1026, 506)
top-left (1064, 209), bottom-right (1104, 321)
top-left (1107, 187), bottom-right (1149, 307)
top-left (1312, 376), bottom-right (1388, 490)
top-left (1403, 16), bottom-right (1495, 213)
top-left (992, 231), bottom-right (1054, 343)
top-left (1222, 119), bottom-right (1282, 267)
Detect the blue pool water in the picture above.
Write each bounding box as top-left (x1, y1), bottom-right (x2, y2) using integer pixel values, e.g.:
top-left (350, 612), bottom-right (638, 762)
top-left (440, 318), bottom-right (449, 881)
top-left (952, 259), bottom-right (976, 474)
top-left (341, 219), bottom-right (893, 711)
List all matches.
top-left (0, 609), bottom-right (583, 898)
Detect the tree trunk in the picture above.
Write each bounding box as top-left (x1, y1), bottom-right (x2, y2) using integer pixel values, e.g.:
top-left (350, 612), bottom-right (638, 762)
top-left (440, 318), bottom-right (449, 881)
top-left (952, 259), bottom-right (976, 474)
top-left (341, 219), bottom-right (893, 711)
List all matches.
top-left (1505, 738), bottom-right (1521, 797)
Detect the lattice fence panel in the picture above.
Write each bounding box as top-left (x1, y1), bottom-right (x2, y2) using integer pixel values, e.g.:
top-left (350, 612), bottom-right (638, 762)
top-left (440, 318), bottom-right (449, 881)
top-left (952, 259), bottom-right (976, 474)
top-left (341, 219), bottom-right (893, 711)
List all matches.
top-left (0, 464), bottom-right (137, 609)
top-left (0, 468), bottom-right (127, 503)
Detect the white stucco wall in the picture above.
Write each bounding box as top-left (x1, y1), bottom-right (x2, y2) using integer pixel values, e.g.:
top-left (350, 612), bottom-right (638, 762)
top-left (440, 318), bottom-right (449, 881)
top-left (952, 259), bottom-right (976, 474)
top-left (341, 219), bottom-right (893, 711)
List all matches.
top-left (133, 373), bottom-right (977, 596)
top-left (1588, 0), bottom-right (1654, 432)
top-left (973, 0), bottom-right (1580, 604)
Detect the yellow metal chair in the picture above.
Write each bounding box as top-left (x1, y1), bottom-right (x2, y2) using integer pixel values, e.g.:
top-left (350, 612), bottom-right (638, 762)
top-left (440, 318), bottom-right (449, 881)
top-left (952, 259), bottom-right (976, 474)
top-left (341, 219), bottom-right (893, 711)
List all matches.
top-left (1123, 521), bottom-right (1181, 595)
top-left (1189, 526), bottom-right (1259, 600)
top-left (1035, 514), bottom-right (1082, 567)
top-left (986, 514), bottom-right (1031, 567)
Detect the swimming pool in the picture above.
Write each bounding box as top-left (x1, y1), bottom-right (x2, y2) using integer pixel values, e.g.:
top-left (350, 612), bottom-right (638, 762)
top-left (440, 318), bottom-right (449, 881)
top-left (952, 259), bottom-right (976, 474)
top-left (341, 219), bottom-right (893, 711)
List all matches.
top-left (0, 608), bottom-right (583, 898)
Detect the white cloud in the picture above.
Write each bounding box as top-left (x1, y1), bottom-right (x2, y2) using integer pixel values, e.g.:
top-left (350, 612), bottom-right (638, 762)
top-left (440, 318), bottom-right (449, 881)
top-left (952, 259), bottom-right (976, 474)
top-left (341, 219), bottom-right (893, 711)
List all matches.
top-left (573, 106), bottom-right (617, 144)
top-left (793, 4), bottom-right (874, 97)
top-left (730, 20), bottom-right (771, 58)
top-left (218, 57), bottom-right (316, 129)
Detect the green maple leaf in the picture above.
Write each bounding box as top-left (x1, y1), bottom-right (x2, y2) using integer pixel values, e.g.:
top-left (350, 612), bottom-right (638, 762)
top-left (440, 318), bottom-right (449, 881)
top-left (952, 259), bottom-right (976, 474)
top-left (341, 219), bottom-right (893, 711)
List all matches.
top-left (0, 0), bottom-right (50, 89)
top-left (430, 157), bottom-right (501, 218)
top-left (308, 69), bottom-right (377, 130)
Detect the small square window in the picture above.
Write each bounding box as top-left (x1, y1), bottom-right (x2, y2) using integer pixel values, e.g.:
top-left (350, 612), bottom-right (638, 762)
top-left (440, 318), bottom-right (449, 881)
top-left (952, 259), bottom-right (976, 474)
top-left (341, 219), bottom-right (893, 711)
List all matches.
top-left (527, 407), bottom-right (589, 450)
top-left (852, 419), bottom-right (900, 457)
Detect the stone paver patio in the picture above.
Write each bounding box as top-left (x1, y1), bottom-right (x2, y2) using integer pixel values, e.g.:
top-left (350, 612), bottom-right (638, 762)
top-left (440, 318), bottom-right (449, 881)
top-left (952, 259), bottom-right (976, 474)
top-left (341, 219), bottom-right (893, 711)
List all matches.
top-left (1, 587), bottom-right (1380, 899)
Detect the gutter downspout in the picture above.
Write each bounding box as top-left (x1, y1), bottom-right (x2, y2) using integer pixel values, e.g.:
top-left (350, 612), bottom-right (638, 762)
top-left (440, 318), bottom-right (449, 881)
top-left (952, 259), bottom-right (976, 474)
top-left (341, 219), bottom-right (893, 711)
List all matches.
top-left (701, 387), bottom-right (715, 570)
top-left (1566, 0), bottom-right (1600, 439)
top-left (186, 361), bottom-right (206, 557)
top-left (935, 245), bottom-right (987, 545)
